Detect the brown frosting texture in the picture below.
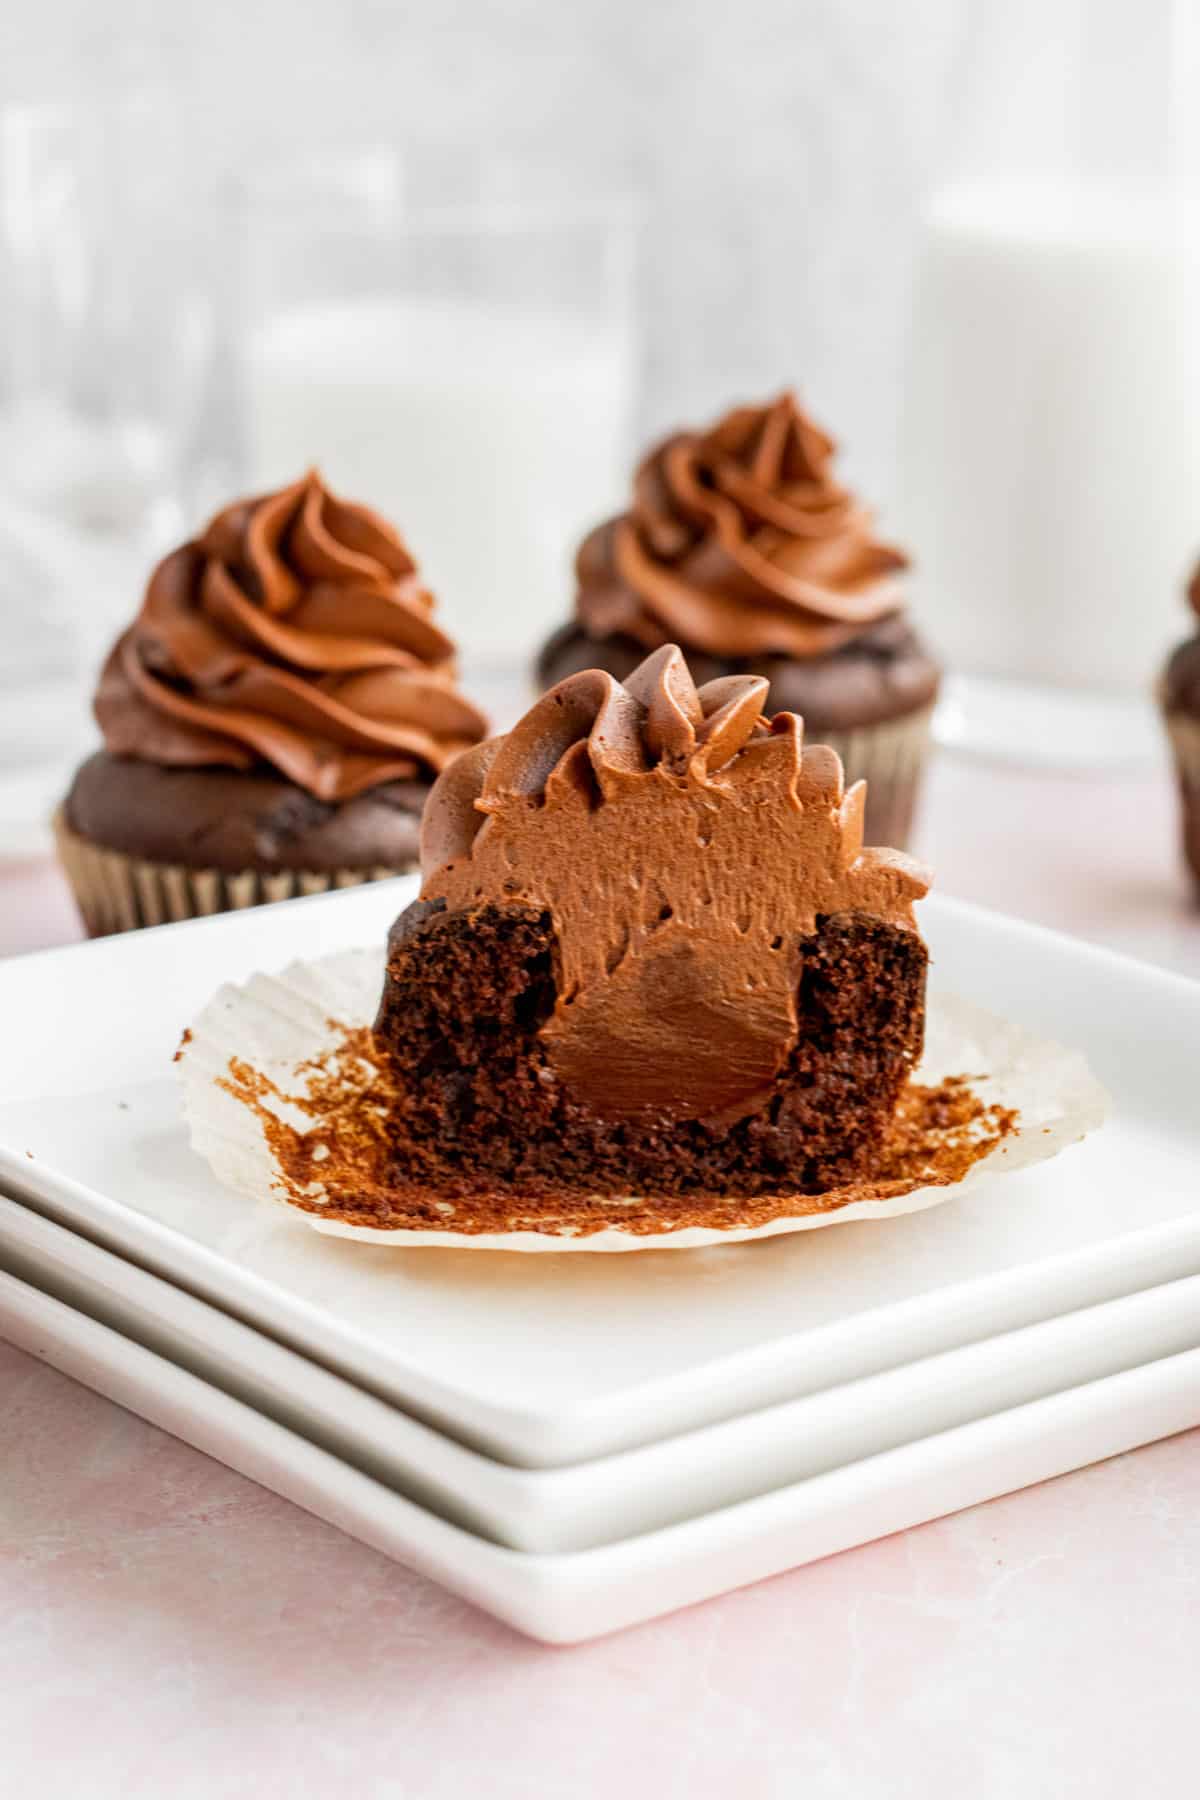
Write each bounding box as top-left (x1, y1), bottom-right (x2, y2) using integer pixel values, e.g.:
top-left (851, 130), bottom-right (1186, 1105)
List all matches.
top-left (420, 646), bottom-right (929, 1125)
top-left (96, 472), bottom-right (488, 802)
top-left (575, 391), bottom-right (909, 661)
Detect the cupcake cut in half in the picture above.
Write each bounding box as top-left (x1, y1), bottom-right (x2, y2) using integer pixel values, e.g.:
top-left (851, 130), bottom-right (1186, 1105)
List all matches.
top-left (375, 645), bottom-right (930, 1201)
top-left (537, 390), bottom-right (940, 847)
top-left (60, 471), bottom-right (488, 934)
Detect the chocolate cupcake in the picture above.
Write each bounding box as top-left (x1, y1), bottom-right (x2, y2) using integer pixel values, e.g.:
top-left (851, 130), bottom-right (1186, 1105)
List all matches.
top-left (58, 472), bottom-right (488, 935)
top-left (1162, 559), bottom-right (1200, 894)
top-left (537, 391), bottom-right (940, 847)
top-left (374, 645), bottom-right (930, 1203)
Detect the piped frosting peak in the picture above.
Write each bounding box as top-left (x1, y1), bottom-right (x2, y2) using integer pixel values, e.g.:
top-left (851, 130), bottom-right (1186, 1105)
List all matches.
top-left (96, 471), bottom-right (488, 802)
top-left (575, 390), bottom-right (908, 660)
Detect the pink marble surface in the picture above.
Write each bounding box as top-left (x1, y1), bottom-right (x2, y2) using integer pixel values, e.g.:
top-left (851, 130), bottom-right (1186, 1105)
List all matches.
top-left (2, 1338), bottom-right (1196, 1799)
top-left (1, 748), bottom-right (1198, 1797)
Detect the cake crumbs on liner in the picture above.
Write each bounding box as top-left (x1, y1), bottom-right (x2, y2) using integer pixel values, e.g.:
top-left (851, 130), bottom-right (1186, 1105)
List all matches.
top-left (218, 1023), bottom-right (1017, 1241)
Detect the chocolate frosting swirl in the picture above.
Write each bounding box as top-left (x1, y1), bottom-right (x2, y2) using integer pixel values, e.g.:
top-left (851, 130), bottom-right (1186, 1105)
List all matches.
top-left (419, 646), bottom-right (928, 1124)
top-left (96, 472), bottom-right (488, 802)
top-left (575, 391), bottom-right (908, 660)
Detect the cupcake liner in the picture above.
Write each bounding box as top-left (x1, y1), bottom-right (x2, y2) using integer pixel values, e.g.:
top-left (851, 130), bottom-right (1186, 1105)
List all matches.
top-left (54, 810), bottom-right (414, 938)
top-left (1163, 705), bottom-right (1200, 885)
top-left (177, 947), bottom-right (1108, 1254)
top-left (817, 704), bottom-right (935, 850)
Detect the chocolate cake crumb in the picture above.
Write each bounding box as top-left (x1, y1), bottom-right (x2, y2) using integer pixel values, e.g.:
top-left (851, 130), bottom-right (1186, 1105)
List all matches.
top-left (218, 920), bottom-right (1017, 1241)
top-left (369, 901), bottom-right (928, 1199)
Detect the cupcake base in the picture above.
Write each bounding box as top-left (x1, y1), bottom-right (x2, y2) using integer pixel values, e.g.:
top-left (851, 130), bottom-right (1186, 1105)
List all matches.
top-left (374, 899), bottom-right (928, 1201)
top-left (57, 753), bottom-right (427, 936)
top-left (180, 947), bottom-right (1105, 1250)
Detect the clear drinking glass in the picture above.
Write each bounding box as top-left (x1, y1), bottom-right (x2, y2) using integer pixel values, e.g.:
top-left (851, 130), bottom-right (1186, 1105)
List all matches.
top-left (235, 149), bottom-right (637, 709)
top-left (0, 95), bottom-right (217, 849)
top-left (0, 94), bottom-right (220, 853)
top-left (896, 0), bottom-right (1200, 768)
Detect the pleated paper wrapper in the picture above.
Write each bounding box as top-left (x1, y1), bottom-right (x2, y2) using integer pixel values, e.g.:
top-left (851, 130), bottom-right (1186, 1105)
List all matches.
top-left (818, 702), bottom-right (934, 850)
top-left (178, 947), bottom-right (1109, 1254)
top-left (55, 810), bottom-right (414, 935)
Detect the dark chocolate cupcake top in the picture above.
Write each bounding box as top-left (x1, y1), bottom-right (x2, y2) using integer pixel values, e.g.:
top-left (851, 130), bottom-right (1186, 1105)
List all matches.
top-left (420, 646), bottom-right (928, 1121)
top-left (574, 391), bottom-right (908, 661)
top-left (96, 472), bottom-right (488, 802)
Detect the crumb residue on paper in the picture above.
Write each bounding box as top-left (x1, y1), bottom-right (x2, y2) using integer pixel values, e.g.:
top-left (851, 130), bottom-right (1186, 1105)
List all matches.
top-left (218, 1025), bottom-right (1018, 1240)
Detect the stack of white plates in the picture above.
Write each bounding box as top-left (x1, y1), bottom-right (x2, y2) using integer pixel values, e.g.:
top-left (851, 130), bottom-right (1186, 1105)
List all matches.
top-left (1, 884), bottom-right (1198, 1643)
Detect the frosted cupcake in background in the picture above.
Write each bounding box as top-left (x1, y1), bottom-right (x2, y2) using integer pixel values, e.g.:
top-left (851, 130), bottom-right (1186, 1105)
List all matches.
top-left (1161, 559), bottom-right (1200, 895)
top-left (57, 471), bottom-right (488, 935)
top-left (537, 391), bottom-right (940, 848)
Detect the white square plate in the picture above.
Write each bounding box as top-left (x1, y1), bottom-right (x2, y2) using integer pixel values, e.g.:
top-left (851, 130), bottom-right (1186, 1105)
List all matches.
top-left (4, 1262), bottom-right (1198, 1643)
top-left (1, 881), bottom-right (1198, 1466)
top-left (4, 1188), bottom-right (1198, 1552)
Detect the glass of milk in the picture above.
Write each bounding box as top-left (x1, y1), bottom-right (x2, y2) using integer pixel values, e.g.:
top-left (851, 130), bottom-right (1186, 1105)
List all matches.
top-left (238, 150), bottom-right (636, 694)
top-left (896, 0), bottom-right (1200, 767)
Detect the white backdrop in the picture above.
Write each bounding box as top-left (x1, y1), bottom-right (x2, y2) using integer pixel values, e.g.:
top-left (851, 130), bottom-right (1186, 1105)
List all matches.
top-left (2, 0), bottom-right (965, 511)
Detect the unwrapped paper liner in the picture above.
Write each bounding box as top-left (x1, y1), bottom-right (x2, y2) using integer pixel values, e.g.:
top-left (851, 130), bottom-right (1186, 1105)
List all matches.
top-left (54, 810), bottom-right (415, 937)
top-left (178, 948), bottom-right (1109, 1254)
